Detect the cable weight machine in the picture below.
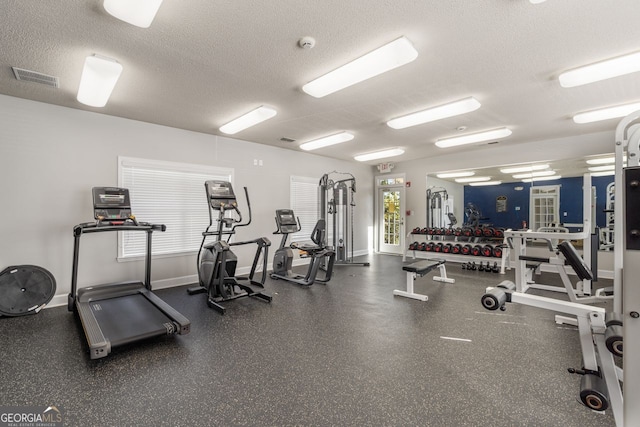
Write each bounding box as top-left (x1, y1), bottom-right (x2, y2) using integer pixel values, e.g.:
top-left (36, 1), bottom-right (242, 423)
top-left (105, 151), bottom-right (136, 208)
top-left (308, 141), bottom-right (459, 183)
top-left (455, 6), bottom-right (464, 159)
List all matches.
top-left (318, 172), bottom-right (369, 267)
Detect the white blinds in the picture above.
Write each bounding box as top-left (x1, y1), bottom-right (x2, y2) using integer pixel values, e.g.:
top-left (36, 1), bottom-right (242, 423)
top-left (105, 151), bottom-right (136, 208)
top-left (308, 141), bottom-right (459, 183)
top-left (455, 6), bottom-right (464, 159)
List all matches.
top-left (118, 157), bottom-right (233, 258)
top-left (290, 175), bottom-right (319, 241)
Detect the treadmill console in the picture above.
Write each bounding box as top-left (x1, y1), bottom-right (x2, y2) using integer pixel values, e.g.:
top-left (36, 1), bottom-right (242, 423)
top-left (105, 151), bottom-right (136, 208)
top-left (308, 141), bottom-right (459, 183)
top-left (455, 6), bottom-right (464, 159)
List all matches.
top-left (205, 180), bottom-right (237, 211)
top-left (92, 187), bottom-right (132, 221)
top-left (275, 209), bottom-right (299, 234)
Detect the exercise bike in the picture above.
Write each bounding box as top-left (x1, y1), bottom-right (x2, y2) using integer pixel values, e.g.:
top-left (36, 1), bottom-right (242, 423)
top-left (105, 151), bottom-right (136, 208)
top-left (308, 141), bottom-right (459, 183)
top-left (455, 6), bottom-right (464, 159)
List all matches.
top-left (187, 180), bottom-right (272, 314)
top-left (270, 209), bottom-right (335, 286)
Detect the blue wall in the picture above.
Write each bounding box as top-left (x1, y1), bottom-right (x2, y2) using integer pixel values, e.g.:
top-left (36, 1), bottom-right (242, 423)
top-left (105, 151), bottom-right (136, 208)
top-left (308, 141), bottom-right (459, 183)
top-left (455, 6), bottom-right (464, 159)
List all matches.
top-left (463, 175), bottom-right (615, 230)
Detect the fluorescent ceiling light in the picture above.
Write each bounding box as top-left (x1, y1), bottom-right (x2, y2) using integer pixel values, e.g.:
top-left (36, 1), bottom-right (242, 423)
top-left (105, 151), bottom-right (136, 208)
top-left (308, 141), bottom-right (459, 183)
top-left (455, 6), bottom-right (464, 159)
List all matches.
top-left (219, 106), bottom-right (277, 135)
top-left (591, 171), bottom-right (615, 177)
top-left (573, 101), bottom-right (640, 124)
top-left (512, 170), bottom-right (556, 179)
top-left (436, 171), bottom-right (474, 179)
top-left (585, 155), bottom-right (626, 165)
top-left (522, 175), bottom-right (562, 183)
top-left (354, 148), bottom-right (404, 162)
top-left (387, 97), bottom-right (481, 130)
top-left (77, 55), bottom-right (123, 108)
top-left (469, 181), bottom-right (501, 186)
top-left (588, 165), bottom-right (616, 172)
top-left (300, 131), bottom-right (354, 151)
top-left (302, 37), bottom-right (418, 98)
top-left (499, 164), bottom-right (549, 174)
top-left (455, 176), bottom-right (491, 183)
top-left (529, 0), bottom-right (547, 3)
top-left (104, 0), bottom-right (163, 28)
top-left (559, 51), bottom-right (640, 88)
top-left (435, 128), bottom-right (512, 148)
top-left (586, 156), bottom-right (614, 165)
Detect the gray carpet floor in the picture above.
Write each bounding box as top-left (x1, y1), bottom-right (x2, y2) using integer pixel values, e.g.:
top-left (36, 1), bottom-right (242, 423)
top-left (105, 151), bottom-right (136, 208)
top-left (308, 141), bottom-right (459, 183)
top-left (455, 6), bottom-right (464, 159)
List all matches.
top-left (0, 254), bottom-right (616, 426)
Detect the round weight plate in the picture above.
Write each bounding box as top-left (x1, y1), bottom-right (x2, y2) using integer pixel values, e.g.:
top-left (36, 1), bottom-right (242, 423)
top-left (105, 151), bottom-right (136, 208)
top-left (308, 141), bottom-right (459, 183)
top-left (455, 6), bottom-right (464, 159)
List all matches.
top-left (0, 265), bottom-right (56, 316)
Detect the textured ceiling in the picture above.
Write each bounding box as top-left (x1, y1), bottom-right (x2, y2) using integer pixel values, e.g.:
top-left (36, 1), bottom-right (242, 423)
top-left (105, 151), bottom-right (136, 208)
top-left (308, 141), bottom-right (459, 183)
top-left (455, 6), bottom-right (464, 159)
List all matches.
top-left (2, 0), bottom-right (640, 173)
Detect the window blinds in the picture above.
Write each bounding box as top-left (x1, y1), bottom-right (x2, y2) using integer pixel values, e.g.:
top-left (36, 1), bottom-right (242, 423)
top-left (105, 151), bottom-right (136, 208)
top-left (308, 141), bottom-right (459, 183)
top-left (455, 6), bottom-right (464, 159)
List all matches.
top-left (290, 175), bottom-right (319, 241)
top-left (118, 157), bottom-right (233, 258)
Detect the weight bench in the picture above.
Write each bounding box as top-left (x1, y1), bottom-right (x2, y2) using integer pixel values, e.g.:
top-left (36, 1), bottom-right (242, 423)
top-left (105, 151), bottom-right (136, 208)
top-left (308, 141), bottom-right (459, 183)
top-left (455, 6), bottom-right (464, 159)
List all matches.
top-left (394, 259), bottom-right (455, 301)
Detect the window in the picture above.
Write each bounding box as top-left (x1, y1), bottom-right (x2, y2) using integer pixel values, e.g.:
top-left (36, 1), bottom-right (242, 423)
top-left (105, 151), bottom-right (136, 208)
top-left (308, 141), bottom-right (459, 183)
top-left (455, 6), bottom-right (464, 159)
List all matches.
top-left (529, 185), bottom-right (560, 231)
top-left (118, 156), bottom-right (233, 259)
top-left (290, 175), bottom-right (319, 241)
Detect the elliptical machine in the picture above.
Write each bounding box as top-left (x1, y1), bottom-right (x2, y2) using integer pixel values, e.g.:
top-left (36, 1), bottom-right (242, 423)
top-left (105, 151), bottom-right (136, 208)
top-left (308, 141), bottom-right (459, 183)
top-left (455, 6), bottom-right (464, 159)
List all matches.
top-left (271, 209), bottom-right (335, 286)
top-left (187, 180), bottom-right (272, 314)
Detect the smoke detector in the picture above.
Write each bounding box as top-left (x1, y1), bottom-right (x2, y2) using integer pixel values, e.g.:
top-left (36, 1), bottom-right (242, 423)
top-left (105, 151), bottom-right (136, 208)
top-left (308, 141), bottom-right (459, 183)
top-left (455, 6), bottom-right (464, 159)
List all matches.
top-left (298, 37), bottom-right (316, 49)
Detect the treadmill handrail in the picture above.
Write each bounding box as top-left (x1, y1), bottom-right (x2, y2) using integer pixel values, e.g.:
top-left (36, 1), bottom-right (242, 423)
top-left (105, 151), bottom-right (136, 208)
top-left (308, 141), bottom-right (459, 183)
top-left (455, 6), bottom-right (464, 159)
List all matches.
top-left (74, 222), bottom-right (165, 236)
top-left (69, 221), bottom-right (165, 310)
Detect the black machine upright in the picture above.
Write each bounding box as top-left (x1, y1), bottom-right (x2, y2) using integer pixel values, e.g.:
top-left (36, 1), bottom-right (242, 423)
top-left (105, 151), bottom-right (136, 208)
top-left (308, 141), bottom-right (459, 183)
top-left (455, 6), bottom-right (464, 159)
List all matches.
top-left (271, 209), bottom-right (335, 286)
top-left (187, 180), bottom-right (272, 314)
top-left (69, 187), bottom-right (190, 359)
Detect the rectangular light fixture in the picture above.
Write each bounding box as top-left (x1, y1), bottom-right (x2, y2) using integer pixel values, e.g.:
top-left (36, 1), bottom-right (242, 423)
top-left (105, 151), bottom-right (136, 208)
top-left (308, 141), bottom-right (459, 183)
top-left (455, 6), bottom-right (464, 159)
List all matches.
top-left (455, 176), bottom-right (491, 183)
top-left (586, 155), bottom-right (626, 165)
top-left (499, 164), bottom-right (549, 174)
top-left (559, 51), bottom-right (640, 88)
top-left (219, 106), bottom-right (277, 135)
top-left (300, 131), bottom-right (354, 151)
top-left (435, 127), bottom-right (512, 148)
top-left (354, 148), bottom-right (404, 162)
top-left (387, 97), bottom-right (481, 130)
top-left (302, 37), bottom-right (418, 98)
top-left (436, 171), bottom-right (474, 179)
top-left (591, 171), bottom-right (615, 177)
top-left (469, 181), bottom-right (501, 186)
top-left (512, 170), bottom-right (556, 179)
top-left (588, 165), bottom-right (616, 172)
top-left (522, 175), bottom-right (562, 183)
top-left (586, 156), bottom-right (614, 165)
top-left (573, 101), bottom-right (640, 124)
top-left (104, 0), bottom-right (163, 28)
top-left (77, 54), bottom-right (123, 108)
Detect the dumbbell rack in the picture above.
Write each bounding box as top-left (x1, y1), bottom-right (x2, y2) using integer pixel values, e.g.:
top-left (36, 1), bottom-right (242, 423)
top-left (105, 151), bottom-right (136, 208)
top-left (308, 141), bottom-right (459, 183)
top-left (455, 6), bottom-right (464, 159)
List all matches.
top-left (404, 226), bottom-right (507, 266)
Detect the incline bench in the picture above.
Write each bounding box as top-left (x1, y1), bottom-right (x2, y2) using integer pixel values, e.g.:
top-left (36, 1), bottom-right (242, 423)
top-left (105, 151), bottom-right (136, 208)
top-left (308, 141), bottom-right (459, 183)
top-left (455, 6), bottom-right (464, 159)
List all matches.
top-left (394, 259), bottom-right (455, 301)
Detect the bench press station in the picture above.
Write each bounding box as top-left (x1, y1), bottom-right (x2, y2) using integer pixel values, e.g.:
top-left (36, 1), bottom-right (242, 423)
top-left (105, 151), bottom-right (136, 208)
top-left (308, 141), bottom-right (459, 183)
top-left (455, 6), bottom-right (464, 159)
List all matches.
top-left (394, 259), bottom-right (455, 301)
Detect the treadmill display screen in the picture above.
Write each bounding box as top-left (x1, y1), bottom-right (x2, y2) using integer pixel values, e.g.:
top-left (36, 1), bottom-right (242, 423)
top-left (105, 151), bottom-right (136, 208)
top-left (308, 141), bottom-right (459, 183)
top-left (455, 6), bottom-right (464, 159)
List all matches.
top-left (92, 187), bottom-right (132, 220)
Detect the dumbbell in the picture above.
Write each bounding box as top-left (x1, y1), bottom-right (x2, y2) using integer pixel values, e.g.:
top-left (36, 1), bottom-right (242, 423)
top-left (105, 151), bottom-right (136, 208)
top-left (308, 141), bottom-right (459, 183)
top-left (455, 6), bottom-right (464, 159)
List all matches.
top-left (408, 241), bottom-right (419, 250)
top-left (491, 262), bottom-right (500, 273)
top-left (492, 246), bottom-right (502, 258)
top-left (443, 243), bottom-right (453, 253)
top-left (481, 245), bottom-right (493, 257)
top-left (482, 227), bottom-right (495, 237)
top-left (471, 245), bottom-right (482, 256)
top-left (452, 244), bottom-right (462, 254)
top-left (461, 244), bottom-right (472, 255)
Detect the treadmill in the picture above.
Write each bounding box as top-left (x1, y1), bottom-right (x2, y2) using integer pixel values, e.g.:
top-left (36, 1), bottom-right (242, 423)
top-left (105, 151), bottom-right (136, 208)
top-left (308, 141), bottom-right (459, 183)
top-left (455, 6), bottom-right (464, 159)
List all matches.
top-left (68, 187), bottom-right (190, 359)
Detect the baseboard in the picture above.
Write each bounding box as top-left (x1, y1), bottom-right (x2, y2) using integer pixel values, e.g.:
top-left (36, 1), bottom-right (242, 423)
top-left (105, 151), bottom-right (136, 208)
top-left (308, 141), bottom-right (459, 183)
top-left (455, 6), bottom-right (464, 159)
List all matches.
top-left (45, 249), bottom-right (370, 311)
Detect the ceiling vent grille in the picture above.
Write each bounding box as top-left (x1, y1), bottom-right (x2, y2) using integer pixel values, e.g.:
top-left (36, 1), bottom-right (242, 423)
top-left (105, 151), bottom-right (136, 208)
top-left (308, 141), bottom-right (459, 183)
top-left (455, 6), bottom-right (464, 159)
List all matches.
top-left (280, 137), bottom-right (296, 143)
top-left (12, 67), bottom-right (59, 88)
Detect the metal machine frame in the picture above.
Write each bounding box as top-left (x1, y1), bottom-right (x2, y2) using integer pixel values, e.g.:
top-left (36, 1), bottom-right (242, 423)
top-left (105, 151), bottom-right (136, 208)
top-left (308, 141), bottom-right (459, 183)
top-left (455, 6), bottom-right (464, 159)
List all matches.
top-left (318, 171), bottom-right (370, 267)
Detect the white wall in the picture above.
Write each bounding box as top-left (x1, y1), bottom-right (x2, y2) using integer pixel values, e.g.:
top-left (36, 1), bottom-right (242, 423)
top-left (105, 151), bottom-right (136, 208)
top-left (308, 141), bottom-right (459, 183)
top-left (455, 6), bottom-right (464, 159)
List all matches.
top-left (0, 94), bottom-right (374, 304)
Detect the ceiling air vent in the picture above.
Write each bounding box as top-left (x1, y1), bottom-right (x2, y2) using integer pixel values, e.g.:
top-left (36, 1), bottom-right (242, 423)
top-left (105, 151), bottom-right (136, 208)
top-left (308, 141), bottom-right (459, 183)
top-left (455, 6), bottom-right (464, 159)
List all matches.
top-left (280, 137), bottom-right (296, 143)
top-left (12, 67), bottom-right (59, 88)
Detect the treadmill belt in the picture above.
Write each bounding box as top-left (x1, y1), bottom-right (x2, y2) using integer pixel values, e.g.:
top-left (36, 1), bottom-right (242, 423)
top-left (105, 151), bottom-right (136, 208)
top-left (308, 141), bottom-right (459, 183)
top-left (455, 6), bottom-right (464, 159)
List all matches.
top-left (90, 293), bottom-right (174, 347)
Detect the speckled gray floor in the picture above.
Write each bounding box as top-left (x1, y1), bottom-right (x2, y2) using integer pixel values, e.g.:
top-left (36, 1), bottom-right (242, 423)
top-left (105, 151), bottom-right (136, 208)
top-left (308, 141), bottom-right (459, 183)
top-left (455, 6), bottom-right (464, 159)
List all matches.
top-left (0, 254), bottom-right (616, 426)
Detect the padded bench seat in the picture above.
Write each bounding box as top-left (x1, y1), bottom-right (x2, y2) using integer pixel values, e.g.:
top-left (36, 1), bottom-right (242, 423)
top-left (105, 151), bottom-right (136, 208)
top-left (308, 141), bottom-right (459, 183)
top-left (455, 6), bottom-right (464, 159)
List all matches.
top-left (394, 258), bottom-right (455, 301)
